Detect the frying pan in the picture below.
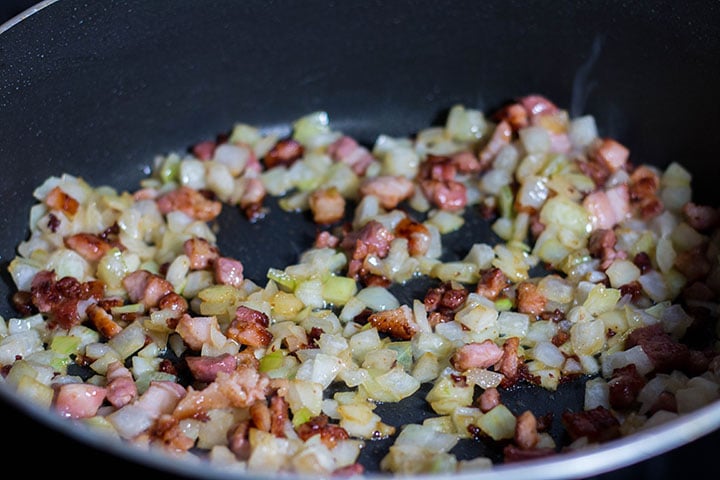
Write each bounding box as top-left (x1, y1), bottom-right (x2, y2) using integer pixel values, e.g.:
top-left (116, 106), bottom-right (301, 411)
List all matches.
top-left (1, 0), bottom-right (719, 478)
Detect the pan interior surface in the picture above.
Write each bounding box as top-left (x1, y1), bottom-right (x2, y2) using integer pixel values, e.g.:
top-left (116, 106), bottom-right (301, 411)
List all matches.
top-left (1, 1), bottom-right (719, 479)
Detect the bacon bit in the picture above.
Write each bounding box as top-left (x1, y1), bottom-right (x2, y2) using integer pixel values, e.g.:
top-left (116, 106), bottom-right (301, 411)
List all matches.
top-left (327, 135), bottom-right (375, 176)
top-left (516, 282), bottom-right (546, 316)
top-left (157, 292), bottom-right (189, 320)
top-left (314, 230), bottom-right (340, 249)
top-left (451, 340), bottom-right (504, 371)
top-left (493, 102), bottom-right (529, 131)
top-left (394, 217), bottom-right (431, 257)
top-left (295, 414), bottom-right (350, 448)
top-left (496, 337), bottom-right (522, 388)
top-left (477, 119), bottom-right (513, 173)
top-left (674, 246), bottom-right (712, 283)
top-left (54, 383), bottom-right (107, 419)
top-left (647, 391), bottom-right (678, 415)
top-left (332, 464), bottom-right (365, 477)
top-left (367, 305), bottom-right (418, 340)
top-left (519, 94), bottom-right (559, 118)
top-left (226, 305), bottom-right (272, 347)
top-left (451, 150), bottom-right (482, 174)
top-left (359, 175), bottom-right (415, 210)
top-left (340, 220), bottom-right (394, 280)
top-left (151, 414), bottom-right (195, 452)
top-left (46, 186), bottom-right (79, 217)
top-left (551, 330), bottom-right (570, 346)
top-left (625, 324), bottom-right (689, 373)
top-left (619, 281), bottom-right (643, 301)
top-left (106, 361), bottom-right (138, 408)
top-left (172, 367), bottom-right (270, 420)
top-left (682, 202), bottom-right (719, 231)
top-left (122, 270), bottom-right (174, 309)
top-left (47, 213), bottom-right (61, 232)
top-left (633, 251), bottom-right (652, 273)
top-left (514, 410), bottom-right (540, 450)
top-left (264, 138), bottom-right (304, 169)
top-left (503, 444), bottom-right (556, 463)
top-left (30, 270), bottom-right (104, 329)
top-left (309, 187), bottom-right (346, 224)
top-left (185, 353), bottom-right (238, 383)
top-left (477, 387), bottom-right (501, 413)
top-left (214, 257), bottom-right (244, 288)
top-left (589, 138), bottom-right (629, 173)
top-left (575, 157), bottom-right (611, 188)
top-left (475, 267), bottom-right (509, 300)
top-left (11, 291), bottom-right (35, 317)
top-left (156, 185), bottom-right (222, 221)
top-left (608, 364), bottom-right (646, 409)
top-left (629, 165), bottom-right (663, 219)
top-left (183, 237), bottom-right (220, 270)
top-left (561, 406), bottom-right (620, 442)
top-left (86, 303), bottom-right (123, 339)
top-left (192, 140), bottom-right (217, 161)
top-left (583, 184), bottom-right (630, 230)
top-left (64, 233), bottom-right (113, 261)
top-left (269, 395), bottom-right (290, 437)
top-left (420, 178), bottom-right (467, 212)
top-left (227, 420), bottom-right (251, 460)
top-left (539, 309), bottom-right (565, 323)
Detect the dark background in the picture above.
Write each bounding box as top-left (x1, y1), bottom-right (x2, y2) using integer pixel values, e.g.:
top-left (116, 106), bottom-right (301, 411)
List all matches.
top-left (1, 1), bottom-right (718, 479)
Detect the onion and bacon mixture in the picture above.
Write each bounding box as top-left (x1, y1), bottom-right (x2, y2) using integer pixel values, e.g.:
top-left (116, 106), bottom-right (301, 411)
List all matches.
top-left (2, 94), bottom-right (720, 475)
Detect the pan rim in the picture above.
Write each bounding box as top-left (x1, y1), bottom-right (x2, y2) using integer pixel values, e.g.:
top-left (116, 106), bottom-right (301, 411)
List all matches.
top-left (1, 1), bottom-right (719, 479)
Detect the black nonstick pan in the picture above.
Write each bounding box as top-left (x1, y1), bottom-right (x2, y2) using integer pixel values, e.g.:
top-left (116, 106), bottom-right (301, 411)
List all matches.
top-left (1, 1), bottom-right (719, 479)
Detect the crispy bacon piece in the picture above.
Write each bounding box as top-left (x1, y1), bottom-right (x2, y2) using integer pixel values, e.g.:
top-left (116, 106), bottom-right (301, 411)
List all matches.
top-left (183, 237), bottom-right (220, 270)
top-left (122, 270), bottom-right (174, 309)
top-left (608, 364), bottom-right (646, 409)
top-left (503, 444), bottom-right (556, 463)
top-left (367, 305), bottom-right (418, 340)
top-left (417, 154), bottom-right (468, 211)
top-left (682, 202), bottom-right (719, 231)
top-left (172, 367), bottom-right (270, 420)
top-left (185, 353), bottom-right (238, 383)
top-left (475, 267), bottom-right (509, 300)
top-left (30, 270), bottom-right (104, 329)
top-left (451, 340), bottom-right (504, 371)
top-left (263, 138), bottom-right (304, 169)
top-left (309, 187), bottom-right (346, 224)
top-left (54, 383), bottom-right (107, 419)
top-left (340, 220), bottom-right (394, 280)
top-left (226, 305), bottom-right (272, 348)
top-left (496, 337), bottom-right (522, 387)
top-left (477, 387), bottom-right (501, 413)
top-left (394, 217), bottom-right (431, 257)
top-left (327, 135), bottom-right (375, 175)
top-left (214, 256), bottom-right (244, 288)
top-left (156, 185), bottom-right (222, 221)
top-left (106, 361), bottom-right (138, 408)
top-left (227, 420), bottom-right (252, 459)
top-left (150, 414), bottom-right (195, 452)
top-left (561, 406), bottom-right (620, 443)
top-left (629, 165), bottom-right (663, 220)
top-left (478, 120), bottom-right (512, 171)
top-left (359, 175), bottom-right (415, 210)
top-left (625, 324), bottom-right (689, 373)
top-left (516, 282), bottom-right (546, 316)
top-left (45, 186), bottom-right (79, 217)
top-left (514, 410), bottom-right (540, 450)
top-left (296, 414), bottom-right (350, 448)
top-left (589, 138), bottom-right (629, 173)
top-left (64, 233), bottom-right (113, 261)
top-left (423, 281), bottom-right (469, 326)
top-left (86, 303), bottom-right (123, 339)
